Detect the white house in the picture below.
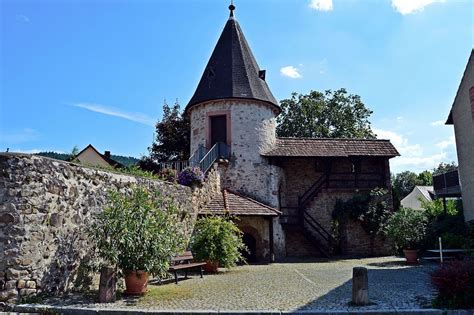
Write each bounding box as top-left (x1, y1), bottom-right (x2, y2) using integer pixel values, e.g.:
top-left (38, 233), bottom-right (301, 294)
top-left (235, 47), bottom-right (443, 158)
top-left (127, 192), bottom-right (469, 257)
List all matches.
top-left (401, 186), bottom-right (434, 210)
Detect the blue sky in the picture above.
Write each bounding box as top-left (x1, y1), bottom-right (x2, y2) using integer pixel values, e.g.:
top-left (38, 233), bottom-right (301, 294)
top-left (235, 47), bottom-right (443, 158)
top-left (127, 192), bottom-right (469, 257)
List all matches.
top-left (1, 0), bottom-right (472, 174)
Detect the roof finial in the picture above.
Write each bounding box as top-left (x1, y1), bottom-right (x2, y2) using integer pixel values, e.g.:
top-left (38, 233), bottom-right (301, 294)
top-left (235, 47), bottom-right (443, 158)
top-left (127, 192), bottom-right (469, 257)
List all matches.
top-left (229, 0), bottom-right (235, 17)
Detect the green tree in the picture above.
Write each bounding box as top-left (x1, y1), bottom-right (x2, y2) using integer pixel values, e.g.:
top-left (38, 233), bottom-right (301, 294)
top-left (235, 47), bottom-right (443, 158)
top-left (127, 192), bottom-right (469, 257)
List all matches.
top-left (417, 170), bottom-right (433, 186)
top-left (433, 162), bottom-right (458, 175)
top-left (392, 171), bottom-right (419, 199)
top-left (149, 101), bottom-right (190, 162)
top-left (276, 89), bottom-right (376, 139)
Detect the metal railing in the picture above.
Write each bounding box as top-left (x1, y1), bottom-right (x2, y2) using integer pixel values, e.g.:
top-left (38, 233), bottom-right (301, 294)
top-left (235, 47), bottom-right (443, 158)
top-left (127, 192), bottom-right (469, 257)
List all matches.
top-left (298, 174), bottom-right (327, 207)
top-left (156, 160), bottom-right (190, 172)
top-left (199, 142), bottom-right (229, 173)
top-left (189, 145), bottom-right (207, 167)
top-left (158, 142), bottom-right (229, 174)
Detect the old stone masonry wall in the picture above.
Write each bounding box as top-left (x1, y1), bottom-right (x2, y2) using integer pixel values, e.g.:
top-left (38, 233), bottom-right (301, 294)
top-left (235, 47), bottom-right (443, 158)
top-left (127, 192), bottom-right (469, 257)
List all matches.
top-left (0, 153), bottom-right (221, 302)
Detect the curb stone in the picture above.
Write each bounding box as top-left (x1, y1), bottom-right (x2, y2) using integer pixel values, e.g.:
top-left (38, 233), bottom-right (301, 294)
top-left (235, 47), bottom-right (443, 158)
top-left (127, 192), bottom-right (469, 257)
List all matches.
top-left (12, 305), bottom-right (474, 315)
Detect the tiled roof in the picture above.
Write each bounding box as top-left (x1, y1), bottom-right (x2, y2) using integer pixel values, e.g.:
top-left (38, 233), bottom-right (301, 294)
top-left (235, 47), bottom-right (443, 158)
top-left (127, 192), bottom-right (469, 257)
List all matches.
top-left (186, 7), bottom-right (280, 113)
top-left (200, 190), bottom-right (281, 216)
top-left (262, 138), bottom-right (400, 158)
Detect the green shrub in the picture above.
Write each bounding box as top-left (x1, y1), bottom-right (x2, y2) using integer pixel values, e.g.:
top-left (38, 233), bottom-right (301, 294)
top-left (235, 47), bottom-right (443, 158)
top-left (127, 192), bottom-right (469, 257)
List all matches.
top-left (190, 216), bottom-right (247, 268)
top-left (333, 188), bottom-right (392, 237)
top-left (158, 168), bottom-right (177, 183)
top-left (431, 261), bottom-right (474, 309)
top-left (88, 187), bottom-right (185, 277)
top-left (386, 207), bottom-right (428, 250)
top-left (421, 198), bottom-right (459, 217)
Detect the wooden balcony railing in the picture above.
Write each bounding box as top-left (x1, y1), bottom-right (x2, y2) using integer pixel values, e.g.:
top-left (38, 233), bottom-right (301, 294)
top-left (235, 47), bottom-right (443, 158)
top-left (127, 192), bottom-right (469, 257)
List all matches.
top-left (433, 170), bottom-right (461, 197)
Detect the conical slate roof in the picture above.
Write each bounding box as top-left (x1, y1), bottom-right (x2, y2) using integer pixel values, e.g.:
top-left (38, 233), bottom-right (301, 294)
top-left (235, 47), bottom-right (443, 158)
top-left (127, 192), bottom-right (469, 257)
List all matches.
top-left (186, 7), bottom-right (280, 113)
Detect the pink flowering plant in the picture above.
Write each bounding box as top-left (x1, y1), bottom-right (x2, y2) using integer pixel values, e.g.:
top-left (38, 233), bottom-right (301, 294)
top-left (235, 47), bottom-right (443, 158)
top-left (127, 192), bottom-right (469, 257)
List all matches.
top-left (178, 167), bottom-right (204, 186)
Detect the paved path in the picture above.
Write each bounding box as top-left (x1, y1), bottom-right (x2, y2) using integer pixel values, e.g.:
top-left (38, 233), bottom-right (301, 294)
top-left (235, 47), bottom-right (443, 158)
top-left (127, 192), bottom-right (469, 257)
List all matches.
top-left (17, 257), bottom-right (438, 312)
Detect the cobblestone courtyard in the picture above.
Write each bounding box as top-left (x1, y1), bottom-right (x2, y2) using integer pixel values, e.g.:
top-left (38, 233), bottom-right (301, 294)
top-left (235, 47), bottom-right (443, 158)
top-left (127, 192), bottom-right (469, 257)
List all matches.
top-left (20, 256), bottom-right (437, 312)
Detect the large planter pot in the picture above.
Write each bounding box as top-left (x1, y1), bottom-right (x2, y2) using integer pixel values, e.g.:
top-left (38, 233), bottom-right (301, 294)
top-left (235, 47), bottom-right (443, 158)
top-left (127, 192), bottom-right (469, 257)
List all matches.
top-left (124, 270), bottom-right (149, 295)
top-left (204, 260), bottom-right (219, 273)
top-left (403, 249), bottom-right (419, 264)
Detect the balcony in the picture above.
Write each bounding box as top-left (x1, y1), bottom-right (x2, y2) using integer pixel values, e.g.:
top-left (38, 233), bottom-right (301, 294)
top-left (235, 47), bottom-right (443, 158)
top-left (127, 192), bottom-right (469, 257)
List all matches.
top-left (433, 170), bottom-right (462, 198)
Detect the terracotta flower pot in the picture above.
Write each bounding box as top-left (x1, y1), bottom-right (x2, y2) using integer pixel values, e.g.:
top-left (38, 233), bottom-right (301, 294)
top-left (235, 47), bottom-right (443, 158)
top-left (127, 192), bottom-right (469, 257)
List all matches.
top-left (403, 249), bottom-right (419, 265)
top-left (204, 260), bottom-right (219, 273)
top-left (124, 270), bottom-right (149, 295)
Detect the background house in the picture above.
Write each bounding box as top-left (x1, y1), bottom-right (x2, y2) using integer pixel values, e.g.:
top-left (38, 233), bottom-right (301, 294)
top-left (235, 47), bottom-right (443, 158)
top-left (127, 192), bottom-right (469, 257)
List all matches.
top-left (401, 186), bottom-right (434, 210)
top-left (446, 49), bottom-right (474, 222)
top-left (73, 144), bottom-right (124, 169)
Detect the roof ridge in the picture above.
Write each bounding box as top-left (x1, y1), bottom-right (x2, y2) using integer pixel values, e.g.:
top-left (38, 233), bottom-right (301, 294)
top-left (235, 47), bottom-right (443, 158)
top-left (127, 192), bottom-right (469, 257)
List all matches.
top-left (223, 189), bottom-right (229, 213)
top-left (277, 137), bottom-right (391, 142)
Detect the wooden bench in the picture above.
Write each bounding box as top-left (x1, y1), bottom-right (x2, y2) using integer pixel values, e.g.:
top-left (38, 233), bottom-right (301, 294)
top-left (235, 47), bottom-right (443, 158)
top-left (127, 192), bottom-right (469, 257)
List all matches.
top-left (168, 251), bottom-right (206, 284)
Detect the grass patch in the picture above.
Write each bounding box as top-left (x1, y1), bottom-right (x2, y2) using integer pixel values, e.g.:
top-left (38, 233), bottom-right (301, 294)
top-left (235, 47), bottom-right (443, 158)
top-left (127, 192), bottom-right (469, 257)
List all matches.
top-left (139, 285), bottom-right (192, 304)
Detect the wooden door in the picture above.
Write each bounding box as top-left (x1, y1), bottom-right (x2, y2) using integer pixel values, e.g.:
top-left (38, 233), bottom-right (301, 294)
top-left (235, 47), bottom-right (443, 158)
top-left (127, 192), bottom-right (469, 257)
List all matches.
top-left (210, 115), bottom-right (227, 147)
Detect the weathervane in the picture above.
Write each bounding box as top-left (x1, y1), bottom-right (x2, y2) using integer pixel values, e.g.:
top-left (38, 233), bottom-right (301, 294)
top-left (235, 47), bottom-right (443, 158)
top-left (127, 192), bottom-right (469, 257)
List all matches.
top-left (229, 0), bottom-right (235, 17)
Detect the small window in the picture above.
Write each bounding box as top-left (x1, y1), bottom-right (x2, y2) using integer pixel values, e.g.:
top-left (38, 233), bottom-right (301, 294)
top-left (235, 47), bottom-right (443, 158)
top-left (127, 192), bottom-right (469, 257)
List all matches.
top-left (207, 67), bottom-right (215, 78)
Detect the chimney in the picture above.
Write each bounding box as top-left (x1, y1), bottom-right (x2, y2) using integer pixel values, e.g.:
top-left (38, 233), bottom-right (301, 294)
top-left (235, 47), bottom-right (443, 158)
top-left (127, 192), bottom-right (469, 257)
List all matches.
top-left (104, 151), bottom-right (111, 158)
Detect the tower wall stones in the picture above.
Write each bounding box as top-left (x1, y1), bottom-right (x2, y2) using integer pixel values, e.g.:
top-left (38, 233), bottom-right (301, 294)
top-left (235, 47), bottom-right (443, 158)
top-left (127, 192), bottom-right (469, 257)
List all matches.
top-left (0, 153), bottom-right (220, 302)
top-left (190, 100), bottom-right (285, 258)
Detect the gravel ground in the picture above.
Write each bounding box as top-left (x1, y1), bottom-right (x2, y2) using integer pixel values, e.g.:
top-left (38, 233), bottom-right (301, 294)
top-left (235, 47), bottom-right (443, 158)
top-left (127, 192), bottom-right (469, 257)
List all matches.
top-left (19, 256), bottom-right (437, 312)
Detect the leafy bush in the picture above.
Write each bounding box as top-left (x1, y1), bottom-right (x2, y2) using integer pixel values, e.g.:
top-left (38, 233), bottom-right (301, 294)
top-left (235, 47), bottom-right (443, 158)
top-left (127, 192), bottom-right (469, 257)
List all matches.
top-left (158, 168), bottom-right (177, 183)
top-left (88, 187), bottom-right (185, 277)
top-left (431, 260), bottom-right (474, 309)
top-left (385, 207), bottom-right (428, 250)
top-left (119, 165), bottom-right (158, 179)
top-left (178, 167), bottom-right (204, 186)
top-left (421, 198), bottom-right (459, 217)
top-left (190, 216), bottom-right (247, 268)
top-left (333, 188), bottom-right (392, 237)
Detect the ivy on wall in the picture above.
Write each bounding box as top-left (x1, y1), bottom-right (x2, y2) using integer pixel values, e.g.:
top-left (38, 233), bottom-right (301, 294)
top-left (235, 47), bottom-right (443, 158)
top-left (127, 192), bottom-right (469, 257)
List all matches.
top-left (332, 188), bottom-right (392, 237)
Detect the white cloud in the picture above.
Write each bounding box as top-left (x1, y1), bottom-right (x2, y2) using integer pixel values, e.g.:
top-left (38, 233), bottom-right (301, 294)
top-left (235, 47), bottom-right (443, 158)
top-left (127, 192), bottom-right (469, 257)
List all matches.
top-left (391, 152), bottom-right (447, 169)
top-left (15, 14), bottom-right (30, 22)
top-left (0, 128), bottom-right (39, 144)
top-left (430, 120), bottom-right (444, 126)
top-left (280, 66), bottom-right (302, 79)
top-left (436, 136), bottom-right (455, 149)
top-left (308, 0), bottom-right (333, 11)
top-left (374, 128), bottom-right (422, 157)
top-left (72, 103), bottom-right (154, 126)
top-left (375, 127), bottom-right (456, 173)
top-left (391, 0), bottom-right (445, 15)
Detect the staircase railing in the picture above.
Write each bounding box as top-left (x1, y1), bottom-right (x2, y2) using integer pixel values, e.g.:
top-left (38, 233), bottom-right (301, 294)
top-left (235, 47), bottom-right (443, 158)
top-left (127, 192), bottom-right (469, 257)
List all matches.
top-left (302, 210), bottom-right (334, 245)
top-left (298, 174), bottom-right (327, 208)
top-left (189, 145), bottom-right (207, 167)
top-left (295, 174), bottom-right (336, 257)
top-left (199, 142), bottom-right (228, 173)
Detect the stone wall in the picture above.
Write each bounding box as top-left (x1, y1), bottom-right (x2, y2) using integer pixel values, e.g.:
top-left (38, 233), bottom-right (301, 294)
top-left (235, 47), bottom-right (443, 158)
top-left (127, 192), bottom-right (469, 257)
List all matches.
top-left (0, 153), bottom-right (220, 302)
top-left (306, 190), bottom-right (391, 257)
top-left (279, 157), bottom-right (393, 257)
top-left (236, 216), bottom-right (271, 262)
top-left (189, 99), bottom-right (280, 207)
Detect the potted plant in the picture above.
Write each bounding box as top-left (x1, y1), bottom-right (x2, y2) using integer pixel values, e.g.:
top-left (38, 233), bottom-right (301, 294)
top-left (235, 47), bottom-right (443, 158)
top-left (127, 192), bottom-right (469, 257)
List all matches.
top-left (191, 216), bottom-right (247, 272)
top-left (89, 187), bottom-right (185, 295)
top-left (386, 207), bottom-right (428, 264)
top-left (178, 167), bottom-right (204, 187)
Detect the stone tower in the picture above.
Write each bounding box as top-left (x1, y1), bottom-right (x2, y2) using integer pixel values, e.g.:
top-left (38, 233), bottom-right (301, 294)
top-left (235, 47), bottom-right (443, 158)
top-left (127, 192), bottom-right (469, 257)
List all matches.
top-left (185, 5), bottom-right (282, 208)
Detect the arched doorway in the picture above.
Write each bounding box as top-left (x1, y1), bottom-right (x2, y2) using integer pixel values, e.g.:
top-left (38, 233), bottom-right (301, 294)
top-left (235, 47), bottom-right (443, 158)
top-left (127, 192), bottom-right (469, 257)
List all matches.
top-left (242, 233), bottom-right (257, 263)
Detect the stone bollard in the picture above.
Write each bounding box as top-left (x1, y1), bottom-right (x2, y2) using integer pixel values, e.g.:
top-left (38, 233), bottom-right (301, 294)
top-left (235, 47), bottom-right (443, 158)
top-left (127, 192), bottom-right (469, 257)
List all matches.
top-left (352, 267), bottom-right (369, 305)
top-left (98, 267), bottom-right (116, 303)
